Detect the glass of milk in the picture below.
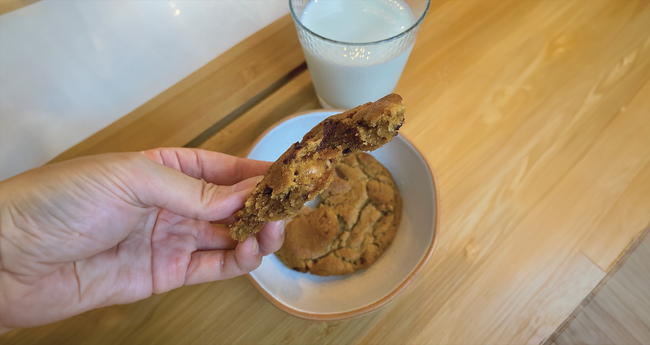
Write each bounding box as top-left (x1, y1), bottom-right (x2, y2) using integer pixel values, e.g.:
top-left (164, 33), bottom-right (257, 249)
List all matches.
top-left (290, 0), bottom-right (430, 109)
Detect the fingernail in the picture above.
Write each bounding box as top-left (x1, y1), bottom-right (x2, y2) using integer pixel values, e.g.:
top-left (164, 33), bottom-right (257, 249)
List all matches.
top-left (279, 220), bottom-right (286, 237)
top-left (251, 236), bottom-right (259, 255)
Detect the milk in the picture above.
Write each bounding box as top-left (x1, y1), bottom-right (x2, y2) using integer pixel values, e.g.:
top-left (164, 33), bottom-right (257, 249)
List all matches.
top-left (299, 0), bottom-right (416, 109)
top-left (302, 46), bottom-right (413, 109)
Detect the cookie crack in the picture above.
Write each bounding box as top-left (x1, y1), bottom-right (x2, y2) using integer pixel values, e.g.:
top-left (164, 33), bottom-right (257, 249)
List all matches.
top-left (302, 168), bottom-right (396, 265)
top-left (279, 151), bottom-right (402, 275)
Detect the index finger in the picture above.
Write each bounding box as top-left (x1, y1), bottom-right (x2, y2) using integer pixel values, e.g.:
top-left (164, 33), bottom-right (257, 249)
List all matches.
top-left (142, 147), bottom-right (272, 185)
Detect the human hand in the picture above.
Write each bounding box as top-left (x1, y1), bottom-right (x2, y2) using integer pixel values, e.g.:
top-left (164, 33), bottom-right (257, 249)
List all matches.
top-left (0, 148), bottom-right (284, 333)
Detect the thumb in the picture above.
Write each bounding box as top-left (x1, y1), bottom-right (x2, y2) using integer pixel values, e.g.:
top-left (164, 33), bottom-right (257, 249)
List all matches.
top-left (135, 156), bottom-right (261, 221)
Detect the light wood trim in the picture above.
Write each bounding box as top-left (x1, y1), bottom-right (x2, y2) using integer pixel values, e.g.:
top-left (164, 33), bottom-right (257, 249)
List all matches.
top-left (542, 224), bottom-right (650, 345)
top-left (49, 14), bottom-right (305, 164)
top-left (197, 69), bottom-right (321, 156)
top-left (553, 232), bottom-right (650, 344)
top-left (0, 0), bottom-right (38, 15)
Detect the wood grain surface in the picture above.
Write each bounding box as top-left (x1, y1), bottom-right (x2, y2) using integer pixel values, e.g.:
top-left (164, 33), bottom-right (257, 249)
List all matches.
top-left (2, 1), bottom-right (649, 344)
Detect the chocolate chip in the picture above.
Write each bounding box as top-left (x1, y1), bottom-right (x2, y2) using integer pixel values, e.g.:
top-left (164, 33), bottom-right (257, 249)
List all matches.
top-left (317, 120), bottom-right (337, 151)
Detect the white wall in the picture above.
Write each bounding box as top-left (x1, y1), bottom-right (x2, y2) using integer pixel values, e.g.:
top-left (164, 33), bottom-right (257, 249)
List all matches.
top-left (0, 0), bottom-right (289, 180)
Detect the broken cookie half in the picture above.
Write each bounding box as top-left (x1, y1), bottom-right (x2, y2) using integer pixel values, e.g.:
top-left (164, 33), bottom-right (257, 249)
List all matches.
top-left (229, 93), bottom-right (406, 242)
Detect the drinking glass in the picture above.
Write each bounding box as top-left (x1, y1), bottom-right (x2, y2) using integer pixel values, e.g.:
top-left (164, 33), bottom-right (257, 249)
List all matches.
top-left (289, 0), bottom-right (430, 109)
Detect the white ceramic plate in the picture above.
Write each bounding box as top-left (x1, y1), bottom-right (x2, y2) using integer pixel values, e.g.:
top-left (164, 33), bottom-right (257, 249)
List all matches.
top-left (246, 110), bottom-right (439, 320)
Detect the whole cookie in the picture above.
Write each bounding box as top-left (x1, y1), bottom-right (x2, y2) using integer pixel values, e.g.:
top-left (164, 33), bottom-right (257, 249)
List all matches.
top-left (275, 152), bottom-right (402, 276)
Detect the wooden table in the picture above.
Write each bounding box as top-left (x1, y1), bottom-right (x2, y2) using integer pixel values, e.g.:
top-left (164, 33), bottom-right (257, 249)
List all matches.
top-left (2, 1), bottom-right (649, 344)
